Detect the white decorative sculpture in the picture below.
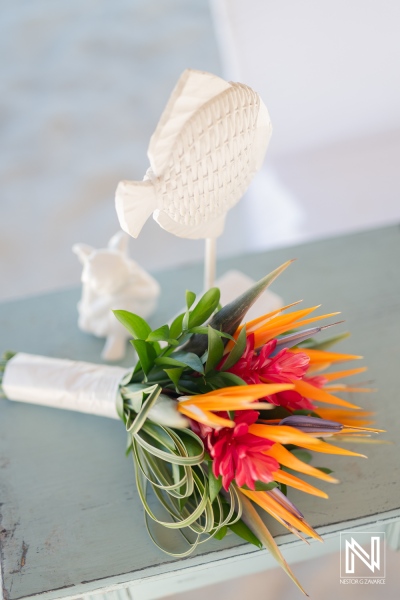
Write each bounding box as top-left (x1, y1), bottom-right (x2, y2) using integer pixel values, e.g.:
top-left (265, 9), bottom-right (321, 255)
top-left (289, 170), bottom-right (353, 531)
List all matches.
top-left (73, 231), bottom-right (160, 361)
top-left (115, 69), bottom-right (272, 290)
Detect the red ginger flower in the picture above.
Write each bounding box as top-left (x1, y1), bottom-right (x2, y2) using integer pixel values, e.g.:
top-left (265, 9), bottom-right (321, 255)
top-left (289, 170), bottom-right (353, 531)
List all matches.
top-left (224, 334), bottom-right (314, 410)
top-left (206, 410), bottom-right (278, 491)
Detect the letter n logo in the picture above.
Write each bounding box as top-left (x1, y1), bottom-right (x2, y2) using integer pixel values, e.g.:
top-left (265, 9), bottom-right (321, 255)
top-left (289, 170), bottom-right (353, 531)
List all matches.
top-left (345, 536), bottom-right (380, 573)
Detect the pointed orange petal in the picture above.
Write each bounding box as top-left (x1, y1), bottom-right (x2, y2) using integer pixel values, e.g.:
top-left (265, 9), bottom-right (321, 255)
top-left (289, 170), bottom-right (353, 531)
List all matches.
top-left (291, 348), bottom-right (363, 364)
top-left (324, 385), bottom-right (374, 393)
top-left (200, 383), bottom-right (293, 398)
top-left (293, 379), bottom-right (361, 409)
top-left (241, 488), bottom-right (322, 541)
top-left (249, 424), bottom-right (367, 457)
top-left (322, 367), bottom-right (368, 382)
top-left (224, 302), bottom-right (304, 353)
top-left (253, 312), bottom-right (340, 348)
top-left (266, 442), bottom-right (338, 483)
top-left (272, 470), bottom-right (328, 498)
top-left (177, 404), bottom-right (234, 429)
top-left (315, 407), bottom-right (375, 427)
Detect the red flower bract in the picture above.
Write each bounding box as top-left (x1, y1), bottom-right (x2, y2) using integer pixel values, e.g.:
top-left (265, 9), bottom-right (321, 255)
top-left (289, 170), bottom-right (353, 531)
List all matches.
top-left (223, 334), bottom-right (314, 410)
top-left (206, 410), bottom-right (278, 491)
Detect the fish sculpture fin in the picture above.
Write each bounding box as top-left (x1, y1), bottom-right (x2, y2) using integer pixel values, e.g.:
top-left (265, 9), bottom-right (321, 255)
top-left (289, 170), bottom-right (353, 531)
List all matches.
top-left (148, 69), bottom-right (231, 176)
top-left (154, 210), bottom-right (226, 240)
top-left (252, 99), bottom-right (273, 171)
top-left (115, 180), bottom-right (157, 238)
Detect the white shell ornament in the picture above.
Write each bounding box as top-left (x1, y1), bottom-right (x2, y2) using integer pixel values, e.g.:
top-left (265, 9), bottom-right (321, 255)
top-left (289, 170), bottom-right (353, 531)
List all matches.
top-left (73, 231), bottom-right (160, 362)
top-left (115, 69), bottom-right (272, 240)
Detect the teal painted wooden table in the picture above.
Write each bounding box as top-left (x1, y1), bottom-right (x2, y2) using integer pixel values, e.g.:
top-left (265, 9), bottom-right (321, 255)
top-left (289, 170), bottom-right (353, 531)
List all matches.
top-left (1, 227), bottom-right (399, 600)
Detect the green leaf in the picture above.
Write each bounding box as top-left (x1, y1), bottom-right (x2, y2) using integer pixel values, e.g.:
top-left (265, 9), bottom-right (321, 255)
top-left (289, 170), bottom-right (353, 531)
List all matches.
top-left (206, 372), bottom-right (246, 388)
top-left (229, 519), bottom-right (263, 549)
top-left (241, 481), bottom-right (278, 492)
top-left (307, 332), bottom-right (351, 351)
top-left (290, 449), bottom-right (313, 464)
top-left (188, 288), bottom-right (221, 328)
top-left (113, 310), bottom-right (151, 340)
top-left (147, 325), bottom-right (170, 342)
top-left (183, 261), bottom-right (293, 356)
top-left (171, 351), bottom-right (205, 374)
top-left (316, 466), bottom-right (334, 474)
top-left (185, 290), bottom-right (196, 309)
top-left (209, 469), bottom-right (222, 503)
top-left (213, 525), bottom-right (228, 541)
top-left (220, 326), bottom-right (247, 371)
top-left (279, 483), bottom-right (287, 495)
top-left (205, 326), bottom-right (225, 373)
top-left (188, 326), bottom-right (235, 341)
top-left (170, 313), bottom-right (185, 338)
top-left (164, 368), bottom-right (184, 389)
top-left (155, 353), bottom-right (204, 374)
top-left (131, 339), bottom-right (157, 375)
top-left (182, 310), bottom-right (190, 331)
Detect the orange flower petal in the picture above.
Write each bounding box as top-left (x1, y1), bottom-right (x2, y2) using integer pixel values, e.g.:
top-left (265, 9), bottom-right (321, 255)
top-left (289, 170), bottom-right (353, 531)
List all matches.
top-left (322, 367), bottom-right (368, 381)
top-left (272, 470), bottom-right (328, 498)
top-left (249, 424), bottom-right (367, 457)
top-left (241, 488), bottom-right (322, 541)
top-left (293, 379), bottom-right (361, 409)
top-left (266, 442), bottom-right (339, 483)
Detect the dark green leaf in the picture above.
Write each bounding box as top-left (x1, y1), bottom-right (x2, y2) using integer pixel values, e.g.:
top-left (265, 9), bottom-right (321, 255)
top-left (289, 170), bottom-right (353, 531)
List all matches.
top-left (188, 326), bottom-right (235, 341)
top-left (290, 449), bottom-right (313, 464)
top-left (229, 519), bottom-right (263, 549)
top-left (306, 332), bottom-right (350, 351)
top-left (220, 326), bottom-right (247, 371)
top-left (163, 368), bottom-right (184, 389)
top-left (209, 469), bottom-right (222, 503)
top-left (131, 339), bottom-right (157, 375)
top-left (113, 310), bottom-right (151, 340)
top-left (183, 262), bottom-right (292, 356)
top-left (316, 466), bottom-right (334, 474)
top-left (147, 325), bottom-right (170, 342)
top-left (205, 326), bottom-right (225, 373)
top-left (206, 372), bottom-right (246, 388)
top-left (241, 481), bottom-right (278, 492)
top-left (279, 483), bottom-right (287, 495)
top-left (188, 288), bottom-right (221, 328)
top-left (171, 351), bottom-right (205, 374)
top-left (185, 290), bottom-right (196, 309)
top-left (292, 409), bottom-right (321, 418)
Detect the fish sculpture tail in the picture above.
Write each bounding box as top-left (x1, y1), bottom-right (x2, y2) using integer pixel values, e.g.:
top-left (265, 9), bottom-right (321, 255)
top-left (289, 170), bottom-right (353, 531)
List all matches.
top-left (115, 180), bottom-right (157, 238)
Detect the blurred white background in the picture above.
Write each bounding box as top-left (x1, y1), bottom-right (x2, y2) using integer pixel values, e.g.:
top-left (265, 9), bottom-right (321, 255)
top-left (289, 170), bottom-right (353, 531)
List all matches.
top-left (2, 1), bottom-right (399, 302)
top-left (1, 2), bottom-right (399, 597)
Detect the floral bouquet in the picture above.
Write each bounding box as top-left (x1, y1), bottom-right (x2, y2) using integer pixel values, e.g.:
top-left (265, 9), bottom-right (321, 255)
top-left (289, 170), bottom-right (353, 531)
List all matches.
top-left (0, 260), bottom-right (381, 595)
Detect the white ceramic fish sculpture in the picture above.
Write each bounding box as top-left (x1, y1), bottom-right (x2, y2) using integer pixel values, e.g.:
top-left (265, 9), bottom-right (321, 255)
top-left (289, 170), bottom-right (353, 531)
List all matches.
top-left (115, 69), bottom-right (272, 240)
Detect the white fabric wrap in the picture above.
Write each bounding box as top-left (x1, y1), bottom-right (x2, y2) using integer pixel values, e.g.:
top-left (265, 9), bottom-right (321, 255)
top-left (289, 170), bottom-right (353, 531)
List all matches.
top-left (2, 353), bottom-right (130, 419)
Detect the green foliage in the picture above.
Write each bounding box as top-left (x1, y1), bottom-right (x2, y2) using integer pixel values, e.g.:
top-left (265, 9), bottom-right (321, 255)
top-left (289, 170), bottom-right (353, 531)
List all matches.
top-left (185, 290), bottom-right (196, 309)
top-left (113, 310), bottom-right (151, 340)
top-left (220, 326), bottom-right (247, 371)
top-left (229, 519), bottom-right (263, 549)
top-left (209, 469), bottom-right (223, 503)
top-left (205, 325), bottom-right (225, 373)
top-left (188, 287), bottom-right (220, 328)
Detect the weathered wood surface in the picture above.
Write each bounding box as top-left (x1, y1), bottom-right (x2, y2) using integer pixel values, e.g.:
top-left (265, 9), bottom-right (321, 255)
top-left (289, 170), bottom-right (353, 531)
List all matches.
top-left (0, 226), bottom-right (399, 600)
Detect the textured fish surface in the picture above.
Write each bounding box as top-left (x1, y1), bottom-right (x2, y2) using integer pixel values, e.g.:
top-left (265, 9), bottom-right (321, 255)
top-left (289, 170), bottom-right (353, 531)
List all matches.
top-left (116, 69), bottom-right (272, 240)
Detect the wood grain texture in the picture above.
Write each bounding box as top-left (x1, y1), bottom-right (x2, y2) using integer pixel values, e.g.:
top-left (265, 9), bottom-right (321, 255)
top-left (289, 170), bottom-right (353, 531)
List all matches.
top-left (0, 225), bottom-right (399, 600)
